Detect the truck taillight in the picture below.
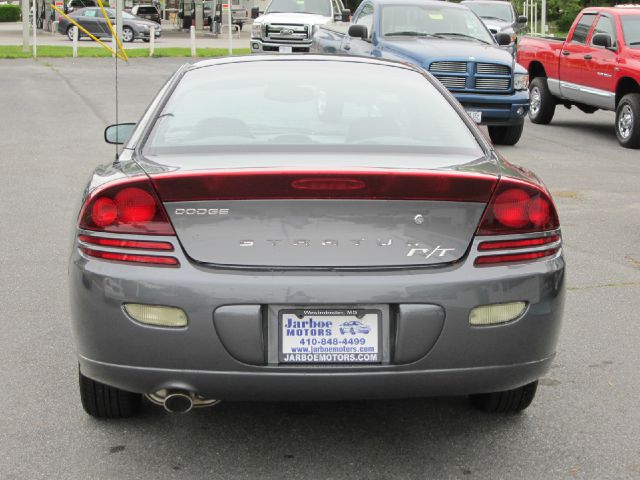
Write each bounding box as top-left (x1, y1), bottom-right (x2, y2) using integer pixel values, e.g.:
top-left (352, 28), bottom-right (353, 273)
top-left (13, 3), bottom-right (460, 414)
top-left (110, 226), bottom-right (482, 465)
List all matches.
top-left (78, 179), bottom-right (175, 235)
top-left (475, 178), bottom-right (561, 267)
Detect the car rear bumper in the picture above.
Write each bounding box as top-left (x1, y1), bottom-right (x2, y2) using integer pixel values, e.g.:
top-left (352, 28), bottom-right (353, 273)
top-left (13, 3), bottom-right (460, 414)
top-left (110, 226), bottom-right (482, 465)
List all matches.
top-left (70, 233), bottom-right (565, 400)
top-left (79, 354), bottom-right (555, 401)
top-left (455, 90), bottom-right (530, 126)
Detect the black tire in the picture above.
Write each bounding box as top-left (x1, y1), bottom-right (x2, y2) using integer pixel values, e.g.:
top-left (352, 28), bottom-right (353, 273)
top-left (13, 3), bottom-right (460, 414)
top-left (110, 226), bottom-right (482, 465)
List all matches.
top-left (79, 369), bottom-right (142, 418)
top-left (66, 25), bottom-right (78, 41)
top-left (469, 380), bottom-right (538, 413)
top-left (122, 26), bottom-right (135, 43)
top-left (528, 77), bottom-right (556, 125)
top-left (143, 38), bottom-right (150, 43)
top-left (615, 93), bottom-right (640, 149)
top-left (488, 123), bottom-right (524, 146)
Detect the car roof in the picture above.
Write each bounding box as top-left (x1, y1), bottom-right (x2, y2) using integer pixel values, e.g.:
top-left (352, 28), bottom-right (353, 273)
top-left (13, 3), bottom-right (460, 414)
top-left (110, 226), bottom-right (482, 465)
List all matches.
top-left (582, 6), bottom-right (640, 16)
top-left (354, 0), bottom-right (469, 8)
top-left (189, 54), bottom-right (420, 72)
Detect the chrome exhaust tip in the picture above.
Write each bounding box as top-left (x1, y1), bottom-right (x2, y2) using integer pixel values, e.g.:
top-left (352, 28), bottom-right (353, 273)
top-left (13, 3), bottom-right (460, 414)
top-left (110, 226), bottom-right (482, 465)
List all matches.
top-left (163, 391), bottom-right (193, 414)
top-left (145, 389), bottom-right (220, 413)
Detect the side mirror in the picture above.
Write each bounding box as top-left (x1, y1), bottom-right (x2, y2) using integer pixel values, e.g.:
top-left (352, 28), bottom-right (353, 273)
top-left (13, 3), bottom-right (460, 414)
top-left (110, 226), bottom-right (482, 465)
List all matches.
top-left (592, 33), bottom-right (613, 49)
top-left (496, 32), bottom-right (512, 46)
top-left (341, 8), bottom-right (351, 22)
top-left (517, 15), bottom-right (527, 24)
top-left (104, 123), bottom-right (136, 145)
top-left (348, 24), bottom-right (367, 40)
top-left (251, 6), bottom-right (259, 19)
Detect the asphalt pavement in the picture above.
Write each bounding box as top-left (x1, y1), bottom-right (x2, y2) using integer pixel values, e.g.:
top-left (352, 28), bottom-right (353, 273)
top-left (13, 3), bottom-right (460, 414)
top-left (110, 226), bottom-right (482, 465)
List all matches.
top-left (0, 58), bottom-right (638, 479)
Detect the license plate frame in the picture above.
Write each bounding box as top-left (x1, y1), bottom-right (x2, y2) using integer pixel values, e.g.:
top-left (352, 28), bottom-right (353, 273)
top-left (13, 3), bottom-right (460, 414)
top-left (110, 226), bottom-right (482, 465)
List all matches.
top-left (278, 45), bottom-right (293, 53)
top-left (466, 110), bottom-right (482, 123)
top-left (270, 305), bottom-right (388, 365)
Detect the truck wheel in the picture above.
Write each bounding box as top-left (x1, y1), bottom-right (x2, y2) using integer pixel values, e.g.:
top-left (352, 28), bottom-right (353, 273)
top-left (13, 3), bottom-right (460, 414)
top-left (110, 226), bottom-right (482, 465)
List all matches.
top-left (488, 123), bottom-right (523, 146)
top-left (615, 93), bottom-right (640, 149)
top-left (469, 380), bottom-right (538, 413)
top-left (79, 369), bottom-right (142, 418)
top-left (529, 77), bottom-right (556, 125)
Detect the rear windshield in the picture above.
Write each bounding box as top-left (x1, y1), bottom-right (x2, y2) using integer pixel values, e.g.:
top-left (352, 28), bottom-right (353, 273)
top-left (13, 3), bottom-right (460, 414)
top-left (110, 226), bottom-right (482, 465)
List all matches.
top-left (621, 14), bottom-right (640, 48)
top-left (137, 6), bottom-right (158, 13)
top-left (143, 61), bottom-right (483, 155)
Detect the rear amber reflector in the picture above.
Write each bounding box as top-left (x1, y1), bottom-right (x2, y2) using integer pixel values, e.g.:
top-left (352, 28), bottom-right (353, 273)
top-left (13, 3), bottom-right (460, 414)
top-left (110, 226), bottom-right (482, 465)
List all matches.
top-left (478, 235), bottom-right (560, 251)
top-left (80, 247), bottom-right (179, 266)
top-left (474, 248), bottom-right (558, 266)
top-left (79, 235), bottom-right (174, 251)
top-left (469, 302), bottom-right (527, 326)
top-left (124, 304), bottom-right (187, 327)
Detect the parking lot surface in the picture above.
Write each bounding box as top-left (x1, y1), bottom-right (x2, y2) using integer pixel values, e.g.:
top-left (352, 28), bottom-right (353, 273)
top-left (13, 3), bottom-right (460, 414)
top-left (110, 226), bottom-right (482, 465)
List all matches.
top-left (0, 58), bottom-right (639, 479)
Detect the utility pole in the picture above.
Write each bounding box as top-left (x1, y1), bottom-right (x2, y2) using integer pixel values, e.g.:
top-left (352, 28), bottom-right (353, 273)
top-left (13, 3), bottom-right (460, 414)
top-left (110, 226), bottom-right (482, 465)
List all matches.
top-left (21, 0), bottom-right (29, 52)
top-left (116, 0), bottom-right (123, 46)
top-left (195, 0), bottom-right (203, 31)
top-left (541, 0), bottom-right (546, 35)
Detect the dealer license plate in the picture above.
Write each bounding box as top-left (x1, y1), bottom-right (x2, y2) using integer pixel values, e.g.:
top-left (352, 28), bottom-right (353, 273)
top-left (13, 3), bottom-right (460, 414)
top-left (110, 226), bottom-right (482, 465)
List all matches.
top-left (278, 45), bottom-right (293, 53)
top-left (279, 308), bottom-right (382, 364)
top-left (466, 110), bottom-right (482, 123)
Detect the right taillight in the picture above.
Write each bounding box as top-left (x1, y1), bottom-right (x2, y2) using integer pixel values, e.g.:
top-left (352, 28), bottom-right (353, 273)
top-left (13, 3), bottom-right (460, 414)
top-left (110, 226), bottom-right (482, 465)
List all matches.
top-left (475, 177), bottom-right (560, 267)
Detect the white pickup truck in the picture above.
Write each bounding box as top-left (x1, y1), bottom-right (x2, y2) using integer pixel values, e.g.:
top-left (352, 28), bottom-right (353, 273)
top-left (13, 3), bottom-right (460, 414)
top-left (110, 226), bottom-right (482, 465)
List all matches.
top-left (250, 0), bottom-right (351, 53)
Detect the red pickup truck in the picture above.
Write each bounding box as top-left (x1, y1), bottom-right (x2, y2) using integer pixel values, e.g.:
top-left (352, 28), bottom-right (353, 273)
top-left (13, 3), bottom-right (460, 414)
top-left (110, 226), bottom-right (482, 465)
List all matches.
top-left (517, 6), bottom-right (640, 148)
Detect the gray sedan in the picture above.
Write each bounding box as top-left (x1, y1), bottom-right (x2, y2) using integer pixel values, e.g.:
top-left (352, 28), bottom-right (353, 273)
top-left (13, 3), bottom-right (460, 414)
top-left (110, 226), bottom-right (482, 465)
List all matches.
top-left (70, 55), bottom-right (564, 419)
top-left (58, 7), bottom-right (161, 42)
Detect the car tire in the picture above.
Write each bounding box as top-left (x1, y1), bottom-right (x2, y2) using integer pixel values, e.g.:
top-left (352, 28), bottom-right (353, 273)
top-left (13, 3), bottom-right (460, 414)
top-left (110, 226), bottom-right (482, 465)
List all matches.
top-left (488, 123), bottom-right (524, 146)
top-left (615, 93), bottom-right (640, 149)
top-left (143, 38), bottom-right (150, 42)
top-left (66, 25), bottom-right (78, 41)
top-left (529, 77), bottom-right (556, 125)
top-left (122, 26), bottom-right (135, 43)
top-left (79, 368), bottom-right (142, 418)
top-left (469, 380), bottom-right (538, 413)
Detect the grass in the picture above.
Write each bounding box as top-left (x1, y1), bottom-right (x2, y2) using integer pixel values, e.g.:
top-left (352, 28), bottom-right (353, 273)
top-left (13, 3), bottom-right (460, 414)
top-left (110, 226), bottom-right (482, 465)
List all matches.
top-left (0, 45), bottom-right (251, 59)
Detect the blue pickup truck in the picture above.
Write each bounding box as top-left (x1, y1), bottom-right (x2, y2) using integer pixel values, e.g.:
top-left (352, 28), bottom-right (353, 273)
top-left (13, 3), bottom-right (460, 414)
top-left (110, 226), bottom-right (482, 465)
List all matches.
top-left (311, 0), bottom-right (530, 145)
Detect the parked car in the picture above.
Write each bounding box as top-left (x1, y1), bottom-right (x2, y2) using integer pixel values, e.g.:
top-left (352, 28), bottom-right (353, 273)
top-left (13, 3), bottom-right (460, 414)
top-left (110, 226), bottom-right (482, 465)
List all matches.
top-left (57, 7), bottom-right (162, 42)
top-left (131, 3), bottom-right (160, 24)
top-left (517, 6), bottom-right (640, 148)
top-left (251, 0), bottom-right (351, 53)
top-left (312, 0), bottom-right (530, 145)
top-left (70, 55), bottom-right (564, 419)
top-left (461, 0), bottom-right (527, 53)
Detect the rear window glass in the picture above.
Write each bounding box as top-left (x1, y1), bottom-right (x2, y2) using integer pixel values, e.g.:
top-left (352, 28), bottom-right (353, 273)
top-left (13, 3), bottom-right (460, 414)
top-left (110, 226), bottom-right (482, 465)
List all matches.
top-left (571, 12), bottom-right (596, 44)
top-left (137, 6), bottom-right (158, 13)
top-left (143, 61), bottom-right (483, 155)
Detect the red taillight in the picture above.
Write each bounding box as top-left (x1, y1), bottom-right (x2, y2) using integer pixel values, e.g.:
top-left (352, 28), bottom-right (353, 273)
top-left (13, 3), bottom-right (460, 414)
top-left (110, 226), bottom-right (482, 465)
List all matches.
top-left (150, 169), bottom-right (498, 202)
top-left (476, 178), bottom-right (559, 235)
top-left (80, 247), bottom-right (179, 266)
top-left (291, 178), bottom-right (366, 191)
top-left (474, 248), bottom-right (559, 266)
top-left (474, 178), bottom-right (560, 267)
top-left (78, 235), bottom-right (174, 251)
top-left (478, 235), bottom-right (560, 251)
top-left (79, 179), bottom-right (175, 235)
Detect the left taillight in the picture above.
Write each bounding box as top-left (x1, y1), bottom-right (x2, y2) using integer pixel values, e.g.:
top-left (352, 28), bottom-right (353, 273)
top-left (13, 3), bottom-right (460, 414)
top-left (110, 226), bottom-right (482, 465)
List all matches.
top-left (77, 178), bottom-right (179, 267)
top-left (79, 179), bottom-right (175, 235)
